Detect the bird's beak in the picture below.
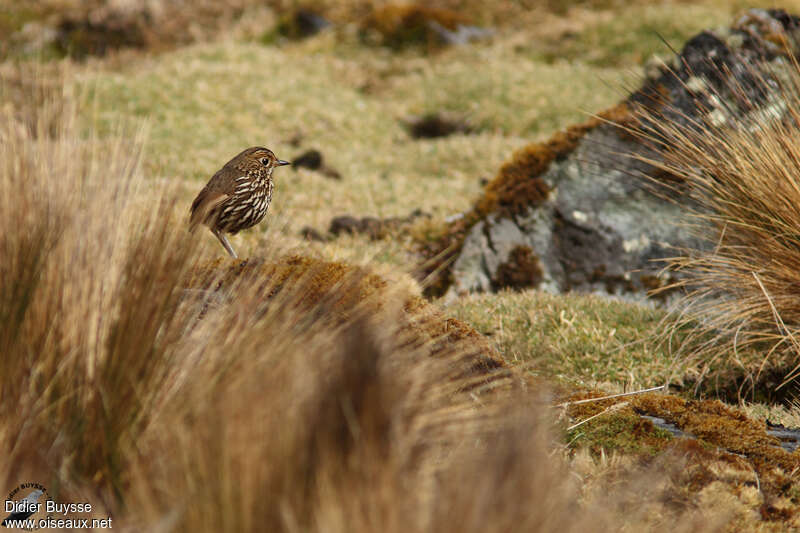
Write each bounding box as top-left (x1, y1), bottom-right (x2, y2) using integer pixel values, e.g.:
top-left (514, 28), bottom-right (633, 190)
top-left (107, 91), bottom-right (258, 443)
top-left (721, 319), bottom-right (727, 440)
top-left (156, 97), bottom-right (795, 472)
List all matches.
top-left (277, 160), bottom-right (291, 166)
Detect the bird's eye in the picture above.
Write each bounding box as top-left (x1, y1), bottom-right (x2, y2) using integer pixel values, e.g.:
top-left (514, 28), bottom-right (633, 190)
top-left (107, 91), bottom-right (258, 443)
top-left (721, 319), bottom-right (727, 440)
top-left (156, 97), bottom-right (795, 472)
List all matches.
top-left (260, 157), bottom-right (270, 166)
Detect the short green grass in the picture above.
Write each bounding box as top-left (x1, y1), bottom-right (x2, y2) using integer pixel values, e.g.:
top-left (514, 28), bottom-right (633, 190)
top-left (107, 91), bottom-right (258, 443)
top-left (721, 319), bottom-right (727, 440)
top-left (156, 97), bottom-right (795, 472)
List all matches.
top-left (446, 289), bottom-right (789, 403)
top-left (79, 36), bottom-right (621, 211)
top-left (535, 4), bottom-right (740, 67)
top-left (446, 290), bottom-right (685, 390)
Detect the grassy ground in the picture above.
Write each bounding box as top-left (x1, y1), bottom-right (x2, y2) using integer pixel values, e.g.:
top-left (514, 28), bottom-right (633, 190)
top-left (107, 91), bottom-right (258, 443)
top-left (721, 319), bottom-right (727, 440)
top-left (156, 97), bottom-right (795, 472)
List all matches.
top-left (447, 290), bottom-right (683, 389)
top-left (67, 0), bottom-right (798, 387)
top-left (67, 0), bottom-right (797, 263)
top-left (59, 0), bottom-right (800, 450)
top-left (79, 37), bottom-right (622, 263)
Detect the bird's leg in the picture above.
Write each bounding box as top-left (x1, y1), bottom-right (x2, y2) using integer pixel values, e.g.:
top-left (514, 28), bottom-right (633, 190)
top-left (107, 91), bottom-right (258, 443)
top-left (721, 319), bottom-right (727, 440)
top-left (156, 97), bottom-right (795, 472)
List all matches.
top-left (213, 229), bottom-right (238, 259)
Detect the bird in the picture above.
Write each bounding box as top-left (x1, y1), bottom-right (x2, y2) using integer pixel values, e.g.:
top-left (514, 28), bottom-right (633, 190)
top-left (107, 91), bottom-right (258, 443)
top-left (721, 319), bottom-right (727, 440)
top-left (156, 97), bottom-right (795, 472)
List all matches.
top-left (190, 147), bottom-right (290, 258)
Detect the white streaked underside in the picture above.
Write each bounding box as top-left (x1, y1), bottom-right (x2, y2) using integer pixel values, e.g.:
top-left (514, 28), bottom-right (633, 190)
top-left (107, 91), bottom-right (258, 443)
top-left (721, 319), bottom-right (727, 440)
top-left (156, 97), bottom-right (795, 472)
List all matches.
top-left (216, 170), bottom-right (274, 233)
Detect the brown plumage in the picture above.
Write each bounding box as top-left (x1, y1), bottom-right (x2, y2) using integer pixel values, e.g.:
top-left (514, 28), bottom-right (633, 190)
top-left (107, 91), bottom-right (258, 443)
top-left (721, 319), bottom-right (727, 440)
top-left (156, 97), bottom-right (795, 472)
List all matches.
top-left (190, 147), bottom-right (290, 258)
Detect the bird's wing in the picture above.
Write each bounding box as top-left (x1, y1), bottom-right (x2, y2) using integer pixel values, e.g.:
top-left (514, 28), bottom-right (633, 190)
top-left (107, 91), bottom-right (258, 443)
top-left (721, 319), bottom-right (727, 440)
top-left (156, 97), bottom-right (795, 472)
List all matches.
top-left (189, 189), bottom-right (229, 230)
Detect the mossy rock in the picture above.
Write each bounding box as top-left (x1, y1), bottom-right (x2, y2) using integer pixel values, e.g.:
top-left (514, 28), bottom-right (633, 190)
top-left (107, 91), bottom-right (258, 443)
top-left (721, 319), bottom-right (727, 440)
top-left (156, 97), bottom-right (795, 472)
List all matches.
top-left (416, 103), bottom-right (633, 298)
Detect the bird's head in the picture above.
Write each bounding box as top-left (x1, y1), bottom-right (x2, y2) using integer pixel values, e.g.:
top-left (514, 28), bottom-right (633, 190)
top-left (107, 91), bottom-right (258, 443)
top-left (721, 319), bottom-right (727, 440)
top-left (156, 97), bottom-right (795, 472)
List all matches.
top-left (236, 146), bottom-right (291, 173)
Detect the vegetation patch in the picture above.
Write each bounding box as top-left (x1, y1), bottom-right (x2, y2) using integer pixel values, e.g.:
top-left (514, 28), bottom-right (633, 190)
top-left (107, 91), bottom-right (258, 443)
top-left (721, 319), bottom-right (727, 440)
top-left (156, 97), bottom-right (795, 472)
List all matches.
top-left (567, 407), bottom-right (674, 457)
top-left (187, 254), bottom-right (507, 374)
top-left (187, 255), bottom-right (389, 314)
top-left (537, 3), bottom-right (726, 67)
top-left (563, 388), bottom-right (800, 516)
top-left (447, 290), bottom-right (684, 388)
top-left (0, 63), bottom-right (68, 137)
top-left (631, 394), bottom-right (794, 469)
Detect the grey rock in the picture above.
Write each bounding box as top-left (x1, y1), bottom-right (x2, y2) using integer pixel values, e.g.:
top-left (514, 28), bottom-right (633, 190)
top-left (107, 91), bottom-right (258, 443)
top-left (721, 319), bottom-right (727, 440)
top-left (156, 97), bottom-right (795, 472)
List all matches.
top-left (446, 9), bottom-right (800, 301)
top-left (449, 125), bottom-right (698, 300)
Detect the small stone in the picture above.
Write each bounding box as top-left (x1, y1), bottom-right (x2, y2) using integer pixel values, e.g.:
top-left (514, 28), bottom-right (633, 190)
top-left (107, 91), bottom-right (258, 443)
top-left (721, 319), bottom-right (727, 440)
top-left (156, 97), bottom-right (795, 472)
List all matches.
top-left (292, 149), bottom-right (323, 170)
top-left (300, 226), bottom-right (327, 242)
top-left (405, 112), bottom-right (473, 139)
top-left (269, 9), bottom-right (331, 42)
top-left (329, 215), bottom-right (362, 236)
top-left (360, 217), bottom-right (383, 239)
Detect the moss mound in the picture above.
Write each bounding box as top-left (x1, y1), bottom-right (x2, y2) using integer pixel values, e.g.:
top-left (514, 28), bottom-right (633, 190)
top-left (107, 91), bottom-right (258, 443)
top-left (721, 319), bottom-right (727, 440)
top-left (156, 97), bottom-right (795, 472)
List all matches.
top-left (187, 254), bottom-right (506, 375)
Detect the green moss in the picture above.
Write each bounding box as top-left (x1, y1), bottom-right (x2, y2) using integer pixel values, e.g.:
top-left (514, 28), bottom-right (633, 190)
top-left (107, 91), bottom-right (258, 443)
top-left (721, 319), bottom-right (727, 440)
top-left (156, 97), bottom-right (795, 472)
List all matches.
top-left (631, 394), bottom-right (791, 468)
top-left (567, 410), bottom-right (673, 456)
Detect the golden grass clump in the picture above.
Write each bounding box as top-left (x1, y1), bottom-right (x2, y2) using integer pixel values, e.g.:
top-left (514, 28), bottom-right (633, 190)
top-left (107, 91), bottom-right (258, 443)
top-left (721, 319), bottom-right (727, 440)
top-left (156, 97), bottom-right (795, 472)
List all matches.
top-left (0, 62), bottom-right (70, 137)
top-left (0, 72), bottom-right (201, 503)
top-left (0, 72), bottom-right (521, 526)
top-left (631, 61), bottom-right (800, 393)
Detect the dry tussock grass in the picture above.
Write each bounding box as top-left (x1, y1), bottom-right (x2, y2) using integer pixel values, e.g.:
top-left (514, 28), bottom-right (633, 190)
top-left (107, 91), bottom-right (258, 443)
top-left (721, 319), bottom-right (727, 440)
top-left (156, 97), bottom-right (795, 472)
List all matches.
top-left (629, 59), bottom-right (800, 394)
top-left (0, 73), bottom-right (730, 531)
